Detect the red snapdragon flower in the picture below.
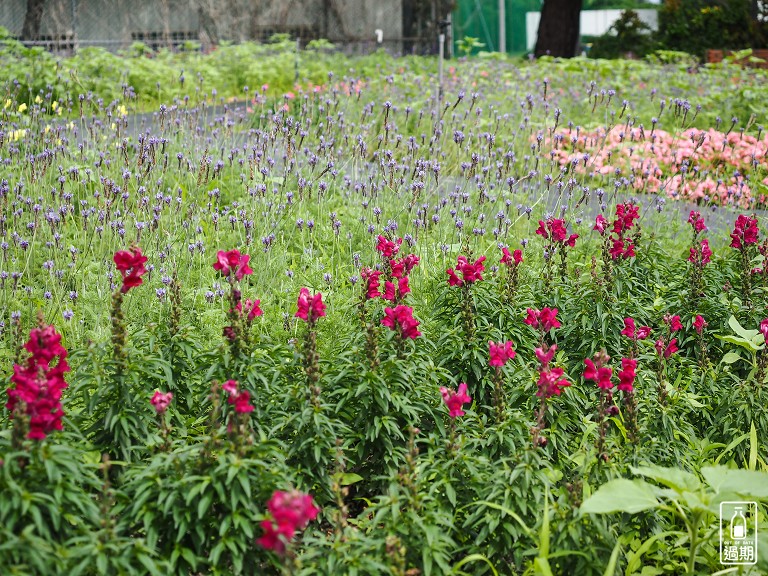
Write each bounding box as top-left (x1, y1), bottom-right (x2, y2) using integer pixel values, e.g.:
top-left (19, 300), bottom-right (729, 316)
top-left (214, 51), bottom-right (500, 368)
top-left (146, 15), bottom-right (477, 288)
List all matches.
top-left (500, 247), bottom-right (523, 266)
top-left (609, 236), bottom-right (635, 260)
top-left (383, 277), bottom-right (411, 302)
top-left (114, 247), bottom-right (148, 293)
top-left (220, 379), bottom-right (254, 413)
top-left (621, 318), bottom-right (651, 341)
top-left (151, 391), bottom-right (173, 414)
top-left (593, 214), bottom-right (608, 235)
top-left (535, 345), bottom-right (557, 366)
top-left (376, 235), bottom-right (402, 257)
top-left (390, 254), bottom-right (420, 278)
top-left (536, 218), bottom-right (567, 242)
top-left (489, 340), bottom-right (516, 367)
top-left (536, 367), bottom-right (570, 398)
top-left (613, 203), bottom-right (640, 235)
top-left (583, 359), bottom-right (614, 390)
top-left (689, 239), bottom-right (712, 265)
top-left (655, 338), bottom-right (678, 358)
top-left (213, 249), bottom-right (253, 281)
top-left (617, 358), bottom-right (637, 392)
top-left (295, 288), bottom-right (326, 322)
top-left (381, 305), bottom-right (421, 339)
top-left (524, 307), bottom-right (561, 332)
top-left (760, 319), bottom-right (768, 342)
top-left (730, 215), bottom-right (759, 249)
top-left (235, 298), bottom-right (263, 321)
top-left (6, 325), bottom-right (70, 440)
top-left (693, 314), bottom-right (707, 334)
top-left (439, 382), bottom-right (472, 418)
top-left (258, 490), bottom-right (319, 555)
top-left (687, 211), bottom-right (707, 234)
top-left (666, 314), bottom-right (683, 332)
top-left (222, 379), bottom-right (239, 395)
top-left (362, 268), bottom-right (382, 299)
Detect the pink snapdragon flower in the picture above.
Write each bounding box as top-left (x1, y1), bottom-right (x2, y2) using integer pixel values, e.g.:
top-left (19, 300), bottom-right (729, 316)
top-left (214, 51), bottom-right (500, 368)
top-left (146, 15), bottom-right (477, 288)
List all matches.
top-left (6, 325), bottom-right (70, 440)
top-left (583, 359), bottom-right (614, 390)
top-left (524, 307), bottom-right (561, 332)
top-left (381, 305), bottom-right (421, 339)
top-left (213, 249), bottom-right (253, 281)
top-left (114, 247), bottom-right (148, 293)
top-left (693, 315), bottom-right (708, 335)
top-left (295, 288), bottom-right (326, 322)
top-left (439, 382), bottom-right (472, 418)
top-left (621, 318), bottom-right (651, 341)
top-left (489, 340), bottom-right (516, 367)
top-left (150, 391), bottom-right (173, 414)
top-left (617, 358), bottom-right (637, 392)
top-left (257, 490), bottom-right (319, 555)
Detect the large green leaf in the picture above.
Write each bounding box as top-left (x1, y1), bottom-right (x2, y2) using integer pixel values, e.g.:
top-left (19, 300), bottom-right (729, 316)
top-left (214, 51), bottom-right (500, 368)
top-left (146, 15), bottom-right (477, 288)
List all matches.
top-left (581, 479), bottom-right (659, 514)
top-left (630, 465), bottom-right (701, 492)
top-left (701, 466), bottom-right (768, 499)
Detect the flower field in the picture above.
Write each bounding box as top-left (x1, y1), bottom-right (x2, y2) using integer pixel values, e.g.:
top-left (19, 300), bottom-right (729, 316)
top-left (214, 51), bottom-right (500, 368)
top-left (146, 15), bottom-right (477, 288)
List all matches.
top-left (2, 38), bottom-right (768, 575)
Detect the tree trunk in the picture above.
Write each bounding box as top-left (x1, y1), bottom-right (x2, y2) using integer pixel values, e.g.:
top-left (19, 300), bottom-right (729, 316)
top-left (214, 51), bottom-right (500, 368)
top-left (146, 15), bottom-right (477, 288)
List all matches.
top-left (21, 0), bottom-right (46, 41)
top-left (534, 0), bottom-right (582, 58)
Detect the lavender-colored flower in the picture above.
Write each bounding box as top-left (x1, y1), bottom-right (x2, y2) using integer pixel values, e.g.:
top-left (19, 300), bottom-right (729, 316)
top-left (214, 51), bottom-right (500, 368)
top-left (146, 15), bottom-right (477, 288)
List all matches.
top-left (63, 309), bottom-right (74, 321)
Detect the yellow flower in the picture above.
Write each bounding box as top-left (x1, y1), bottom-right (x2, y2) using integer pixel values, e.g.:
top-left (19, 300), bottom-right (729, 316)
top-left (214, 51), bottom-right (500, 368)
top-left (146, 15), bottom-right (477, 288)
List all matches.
top-left (10, 129), bottom-right (27, 142)
top-left (111, 122), bottom-right (116, 130)
top-left (52, 101), bottom-right (58, 111)
top-left (4, 99), bottom-right (11, 109)
top-left (18, 103), bottom-right (27, 113)
top-left (34, 95), bottom-right (42, 104)
top-left (117, 104), bottom-right (127, 117)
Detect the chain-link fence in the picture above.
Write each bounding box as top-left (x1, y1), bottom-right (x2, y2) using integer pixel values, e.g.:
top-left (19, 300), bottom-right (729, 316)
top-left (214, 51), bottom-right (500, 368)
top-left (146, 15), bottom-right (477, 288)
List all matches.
top-left (0, 0), bottom-right (447, 56)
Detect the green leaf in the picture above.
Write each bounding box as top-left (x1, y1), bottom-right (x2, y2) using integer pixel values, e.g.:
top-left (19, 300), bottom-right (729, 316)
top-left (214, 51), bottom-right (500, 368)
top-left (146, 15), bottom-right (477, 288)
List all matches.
top-left (721, 351), bottom-right (742, 364)
top-left (602, 539), bottom-right (621, 576)
top-left (581, 479), bottom-right (659, 514)
top-left (630, 465), bottom-right (701, 492)
top-left (701, 466), bottom-right (768, 499)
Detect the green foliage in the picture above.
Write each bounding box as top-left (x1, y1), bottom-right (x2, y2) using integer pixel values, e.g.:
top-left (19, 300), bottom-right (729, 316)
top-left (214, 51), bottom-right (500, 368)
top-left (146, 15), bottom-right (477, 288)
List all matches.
top-left (589, 10), bottom-right (657, 59)
top-left (656, 0), bottom-right (767, 57)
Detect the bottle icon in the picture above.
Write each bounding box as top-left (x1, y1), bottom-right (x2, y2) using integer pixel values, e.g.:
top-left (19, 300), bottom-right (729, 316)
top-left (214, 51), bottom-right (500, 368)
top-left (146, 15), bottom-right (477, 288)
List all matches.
top-left (731, 507), bottom-right (747, 540)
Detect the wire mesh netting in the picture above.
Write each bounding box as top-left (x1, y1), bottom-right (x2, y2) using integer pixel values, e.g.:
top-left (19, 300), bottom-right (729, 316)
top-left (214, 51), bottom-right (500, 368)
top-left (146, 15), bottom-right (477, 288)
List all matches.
top-left (0, 0), bottom-right (446, 56)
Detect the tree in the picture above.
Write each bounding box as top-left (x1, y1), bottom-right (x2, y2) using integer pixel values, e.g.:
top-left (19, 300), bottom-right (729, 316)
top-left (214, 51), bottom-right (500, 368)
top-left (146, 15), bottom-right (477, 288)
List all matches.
top-left (21, 0), bottom-right (46, 41)
top-left (534, 0), bottom-right (583, 58)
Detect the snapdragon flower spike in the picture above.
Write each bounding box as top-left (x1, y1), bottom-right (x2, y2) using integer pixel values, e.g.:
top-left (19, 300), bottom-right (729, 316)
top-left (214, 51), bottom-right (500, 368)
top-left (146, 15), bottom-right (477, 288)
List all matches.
top-left (665, 314), bottom-right (683, 332)
top-left (6, 324), bottom-right (70, 440)
top-left (213, 249), bottom-right (253, 281)
top-left (621, 317), bottom-right (651, 341)
top-left (500, 247), bottom-right (523, 266)
top-left (583, 359), bottom-right (614, 390)
top-left (390, 254), bottom-right (420, 278)
top-left (759, 319), bottom-right (768, 342)
top-left (235, 298), bottom-right (263, 322)
top-left (524, 307), bottom-right (561, 332)
top-left (536, 366), bottom-right (570, 398)
top-left (655, 338), bottom-right (678, 358)
top-left (257, 490), bottom-right (319, 555)
top-left (383, 277), bottom-right (411, 301)
top-left (489, 340), bottom-right (516, 367)
top-left (220, 379), bottom-right (254, 413)
top-left (693, 314), bottom-right (708, 335)
top-left (612, 203), bottom-right (640, 235)
top-left (446, 255), bottom-right (486, 286)
top-left (687, 211), bottom-right (707, 234)
top-left (381, 305), bottom-right (421, 339)
top-left (617, 358), bottom-right (637, 392)
top-left (439, 382), bottom-right (472, 418)
top-left (113, 246), bottom-right (148, 293)
top-left (295, 287), bottom-right (326, 323)
top-left (361, 268), bottom-right (382, 299)
top-left (151, 390), bottom-right (173, 414)
top-left (688, 238), bottom-right (712, 265)
top-left (593, 214), bottom-right (608, 235)
top-left (730, 215), bottom-right (759, 249)
top-left (376, 235), bottom-right (402, 258)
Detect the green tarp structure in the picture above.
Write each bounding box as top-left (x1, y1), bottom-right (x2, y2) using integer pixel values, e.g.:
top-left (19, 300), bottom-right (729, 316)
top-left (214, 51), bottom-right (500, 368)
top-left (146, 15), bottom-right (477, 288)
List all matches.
top-left (452, 0), bottom-right (541, 55)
